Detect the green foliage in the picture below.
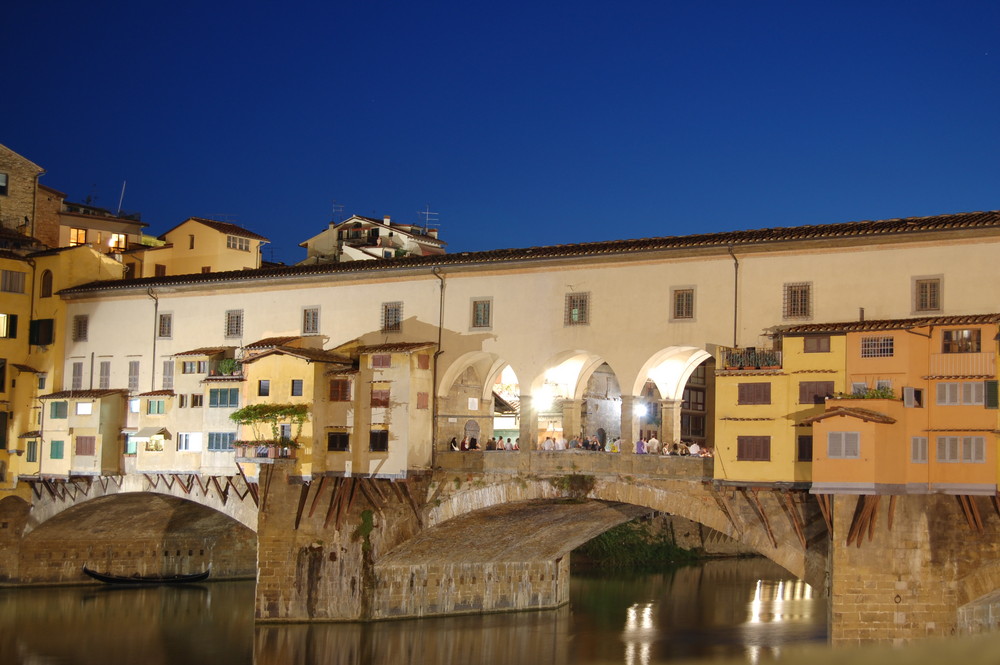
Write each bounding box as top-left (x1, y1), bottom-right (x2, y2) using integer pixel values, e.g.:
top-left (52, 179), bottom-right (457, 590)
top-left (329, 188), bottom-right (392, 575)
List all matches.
top-left (229, 403), bottom-right (310, 442)
top-left (216, 358), bottom-right (240, 375)
top-left (353, 509), bottom-right (376, 554)
top-left (547, 474), bottom-right (595, 498)
top-left (839, 386), bottom-right (896, 400)
top-left (576, 520), bottom-right (697, 569)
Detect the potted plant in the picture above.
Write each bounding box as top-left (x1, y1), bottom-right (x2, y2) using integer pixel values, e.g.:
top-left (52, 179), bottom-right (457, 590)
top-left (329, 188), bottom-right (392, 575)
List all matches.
top-left (217, 358), bottom-right (240, 376)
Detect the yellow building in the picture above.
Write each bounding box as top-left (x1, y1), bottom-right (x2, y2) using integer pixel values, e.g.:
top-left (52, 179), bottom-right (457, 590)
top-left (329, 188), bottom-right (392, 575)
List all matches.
top-left (35, 389), bottom-right (128, 478)
top-left (123, 217), bottom-right (269, 277)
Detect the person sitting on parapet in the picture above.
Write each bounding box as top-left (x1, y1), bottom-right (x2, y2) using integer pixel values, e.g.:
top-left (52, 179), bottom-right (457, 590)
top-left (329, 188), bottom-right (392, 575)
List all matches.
top-left (688, 441), bottom-right (701, 456)
top-left (647, 435), bottom-right (660, 455)
top-left (449, 437), bottom-right (459, 451)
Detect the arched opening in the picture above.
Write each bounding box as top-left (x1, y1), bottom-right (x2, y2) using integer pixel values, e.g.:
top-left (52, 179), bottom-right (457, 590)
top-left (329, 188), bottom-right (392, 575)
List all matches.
top-left (39, 270), bottom-right (53, 298)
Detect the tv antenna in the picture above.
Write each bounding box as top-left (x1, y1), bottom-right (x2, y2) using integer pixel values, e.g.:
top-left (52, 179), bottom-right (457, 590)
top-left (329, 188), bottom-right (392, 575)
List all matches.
top-left (418, 204), bottom-right (439, 233)
top-left (330, 200), bottom-right (344, 222)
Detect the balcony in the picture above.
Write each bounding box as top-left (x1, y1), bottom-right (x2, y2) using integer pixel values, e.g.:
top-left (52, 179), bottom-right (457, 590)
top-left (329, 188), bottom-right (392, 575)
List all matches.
top-left (717, 347), bottom-right (782, 371)
top-left (929, 352), bottom-right (996, 377)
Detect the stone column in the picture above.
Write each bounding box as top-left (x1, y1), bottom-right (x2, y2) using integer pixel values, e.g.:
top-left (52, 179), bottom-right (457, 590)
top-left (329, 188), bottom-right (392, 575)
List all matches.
top-left (659, 399), bottom-right (683, 444)
top-left (518, 393), bottom-right (539, 450)
top-left (561, 399), bottom-right (582, 440)
top-left (619, 395), bottom-right (639, 452)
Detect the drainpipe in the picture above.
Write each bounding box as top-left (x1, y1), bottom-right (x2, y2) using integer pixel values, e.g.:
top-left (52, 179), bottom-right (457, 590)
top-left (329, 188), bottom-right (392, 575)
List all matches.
top-left (147, 288), bottom-right (158, 391)
top-left (431, 267), bottom-right (445, 461)
top-left (727, 246), bottom-right (740, 348)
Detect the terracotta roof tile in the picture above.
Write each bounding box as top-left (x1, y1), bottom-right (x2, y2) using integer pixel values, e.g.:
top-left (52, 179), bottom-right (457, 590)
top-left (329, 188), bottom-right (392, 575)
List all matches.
top-left (244, 336), bottom-right (301, 349)
top-left (356, 342), bottom-right (437, 354)
top-left (159, 217), bottom-right (269, 242)
top-left (800, 406), bottom-right (897, 425)
top-left (783, 313), bottom-right (1000, 335)
top-left (136, 390), bottom-right (175, 397)
top-left (173, 346), bottom-right (235, 357)
top-left (241, 346), bottom-right (353, 365)
top-left (40, 389), bottom-right (129, 399)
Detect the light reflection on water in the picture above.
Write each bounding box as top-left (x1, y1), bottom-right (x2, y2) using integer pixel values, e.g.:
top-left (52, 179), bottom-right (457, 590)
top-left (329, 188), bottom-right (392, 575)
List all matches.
top-left (0, 559), bottom-right (826, 665)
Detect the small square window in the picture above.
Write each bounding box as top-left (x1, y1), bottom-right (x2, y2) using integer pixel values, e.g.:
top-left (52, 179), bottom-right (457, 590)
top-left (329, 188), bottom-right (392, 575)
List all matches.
top-left (327, 432), bottom-right (350, 452)
top-left (258, 380), bottom-right (270, 397)
top-left (783, 283), bottom-right (812, 319)
top-left (224, 310), bottom-right (243, 338)
top-left (75, 402), bottom-right (93, 416)
top-left (291, 379), bottom-right (303, 397)
top-left (671, 288), bottom-right (694, 320)
top-left (382, 302), bottom-right (402, 333)
top-left (914, 277), bottom-right (941, 313)
top-left (471, 299), bottom-right (492, 329)
top-left (302, 307), bottom-right (320, 335)
top-left (72, 315), bottom-right (89, 341)
top-left (564, 292), bottom-right (590, 326)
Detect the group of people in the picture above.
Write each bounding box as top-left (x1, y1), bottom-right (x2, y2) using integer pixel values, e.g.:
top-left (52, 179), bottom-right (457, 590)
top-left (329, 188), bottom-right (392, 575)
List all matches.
top-left (537, 435), bottom-right (713, 457)
top-left (449, 436), bottom-right (519, 451)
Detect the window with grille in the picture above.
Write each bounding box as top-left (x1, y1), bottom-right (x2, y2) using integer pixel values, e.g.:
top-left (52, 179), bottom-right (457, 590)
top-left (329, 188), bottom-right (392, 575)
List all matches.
top-left (72, 315), bottom-right (89, 341)
top-left (0, 270), bottom-right (26, 293)
top-left (381, 302), bottom-right (402, 333)
top-left (369, 430), bottom-right (389, 452)
top-left (158, 313), bottom-right (172, 339)
top-left (371, 388), bottom-right (390, 408)
top-left (799, 381), bottom-right (834, 404)
top-left (914, 278), bottom-right (941, 312)
top-left (291, 379), bottom-right (303, 397)
top-left (860, 335), bottom-right (894, 358)
top-left (738, 382), bottom-right (771, 405)
top-left (564, 292), bottom-right (590, 326)
top-left (99, 361), bottom-right (111, 389)
top-left (783, 282), bottom-right (811, 319)
top-left (302, 307), bottom-right (320, 335)
top-left (75, 436), bottom-right (96, 456)
top-left (128, 360), bottom-right (140, 392)
top-left (471, 299), bottom-right (492, 329)
top-left (672, 288), bottom-right (694, 320)
top-left (797, 435), bottom-right (813, 462)
top-left (329, 379), bottom-right (351, 401)
top-left (942, 328), bottom-right (980, 353)
top-left (828, 432), bottom-right (860, 458)
top-left (327, 432), bottom-right (350, 451)
top-left (736, 436), bottom-right (770, 461)
top-left (911, 436), bottom-right (928, 463)
top-left (224, 310), bottom-right (243, 338)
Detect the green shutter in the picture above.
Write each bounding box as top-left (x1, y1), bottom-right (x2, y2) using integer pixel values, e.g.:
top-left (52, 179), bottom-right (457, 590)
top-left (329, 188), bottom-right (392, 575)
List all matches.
top-left (985, 380), bottom-right (998, 409)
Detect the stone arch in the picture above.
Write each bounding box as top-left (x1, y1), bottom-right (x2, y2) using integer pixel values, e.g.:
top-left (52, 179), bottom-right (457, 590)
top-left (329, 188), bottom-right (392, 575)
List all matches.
top-left (633, 346), bottom-right (712, 400)
top-left (417, 474), bottom-right (825, 590)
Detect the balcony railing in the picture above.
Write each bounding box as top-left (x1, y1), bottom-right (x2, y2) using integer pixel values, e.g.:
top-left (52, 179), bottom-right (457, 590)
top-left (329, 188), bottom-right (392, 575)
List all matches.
top-left (717, 347), bottom-right (782, 370)
top-left (929, 352), bottom-right (996, 376)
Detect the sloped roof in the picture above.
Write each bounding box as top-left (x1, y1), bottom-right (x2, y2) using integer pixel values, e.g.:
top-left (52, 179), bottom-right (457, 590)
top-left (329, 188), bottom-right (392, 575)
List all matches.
top-left (244, 336), bottom-right (302, 349)
top-left (136, 390), bottom-right (175, 397)
top-left (783, 313), bottom-right (1000, 335)
top-left (356, 342), bottom-right (437, 354)
top-left (240, 346), bottom-right (353, 365)
top-left (158, 217), bottom-right (269, 242)
top-left (60, 210), bottom-right (1000, 295)
top-left (39, 389), bottom-right (128, 400)
top-left (173, 346), bottom-right (235, 357)
top-left (800, 406), bottom-right (897, 425)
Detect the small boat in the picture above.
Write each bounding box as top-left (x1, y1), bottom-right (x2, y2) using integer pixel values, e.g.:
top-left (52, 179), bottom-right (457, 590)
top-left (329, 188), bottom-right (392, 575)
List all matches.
top-left (82, 565), bottom-right (210, 585)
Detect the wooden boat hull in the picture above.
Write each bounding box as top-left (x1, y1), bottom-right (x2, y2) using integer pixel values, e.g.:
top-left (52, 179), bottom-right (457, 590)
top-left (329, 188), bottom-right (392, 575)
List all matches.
top-left (82, 566), bottom-right (210, 585)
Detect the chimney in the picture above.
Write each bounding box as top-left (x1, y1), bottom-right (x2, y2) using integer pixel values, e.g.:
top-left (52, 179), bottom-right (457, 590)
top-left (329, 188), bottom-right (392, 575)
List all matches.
top-left (383, 215), bottom-right (391, 225)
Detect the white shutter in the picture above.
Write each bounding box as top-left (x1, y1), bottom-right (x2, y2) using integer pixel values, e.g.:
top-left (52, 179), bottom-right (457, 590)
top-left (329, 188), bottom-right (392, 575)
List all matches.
top-left (828, 432), bottom-right (843, 458)
top-left (904, 387), bottom-right (915, 408)
top-left (844, 432), bottom-right (860, 458)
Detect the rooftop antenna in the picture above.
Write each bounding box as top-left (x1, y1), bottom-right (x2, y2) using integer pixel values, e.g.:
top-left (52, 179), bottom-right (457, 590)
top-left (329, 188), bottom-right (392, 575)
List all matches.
top-left (116, 180), bottom-right (127, 216)
top-left (208, 213), bottom-right (238, 223)
top-left (330, 200), bottom-right (344, 223)
top-left (418, 204), bottom-right (439, 233)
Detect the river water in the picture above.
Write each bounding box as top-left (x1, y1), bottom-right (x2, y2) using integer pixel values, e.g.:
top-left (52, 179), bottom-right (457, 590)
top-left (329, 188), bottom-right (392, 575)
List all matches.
top-left (0, 558), bottom-right (826, 665)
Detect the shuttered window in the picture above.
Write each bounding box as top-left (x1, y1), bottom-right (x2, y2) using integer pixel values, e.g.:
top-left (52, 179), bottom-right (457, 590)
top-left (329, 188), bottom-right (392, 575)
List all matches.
top-left (75, 436), bottom-right (96, 456)
top-left (738, 382), bottom-right (771, 405)
top-left (827, 432), bottom-right (860, 459)
top-left (736, 436), bottom-right (770, 461)
top-left (799, 381), bottom-right (834, 405)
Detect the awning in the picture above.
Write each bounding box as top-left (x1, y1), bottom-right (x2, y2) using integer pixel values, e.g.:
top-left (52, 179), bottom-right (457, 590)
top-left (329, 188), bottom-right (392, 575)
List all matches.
top-left (12, 364), bottom-right (40, 373)
top-left (131, 427), bottom-right (171, 439)
top-left (19, 430), bottom-right (41, 439)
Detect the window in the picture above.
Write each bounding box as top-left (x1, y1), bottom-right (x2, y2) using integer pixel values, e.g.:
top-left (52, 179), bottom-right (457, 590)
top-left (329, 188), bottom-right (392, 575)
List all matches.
top-left (209, 388), bottom-right (239, 408)
top-left (327, 432), bottom-right (350, 452)
top-left (72, 315), bottom-right (89, 341)
top-left (797, 435), bottom-right (813, 462)
top-left (850, 382), bottom-right (868, 395)
top-left (0, 359), bottom-right (5, 394)
top-left (38, 373), bottom-right (46, 390)
top-left (564, 292), bottom-right (590, 326)
top-left (191, 394), bottom-right (204, 408)
top-left (50, 401), bottom-right (68, 419)
top-left (29, 318), bottom-right (54, 345)
top-left (227, 235), bottom-right (250, 251)
top-left (258, 380), bottom-right (270, 397)
top-left (860, 335), bottom-right (894, 358)
top-left (128, 361), bottom-right (140, 392)
top-left (71, 362), bottom-right (83, 391)
top-left (279, 424), bottom-right (292, 440)
top-left (471, 299), bottom-right (492, 329)
top-left (39, 270), bottom-right (53, 298)
top-left (875, 379), bottom-right (892, 392)
top-left (783, 282), bottom-right (811, 319)
top-left (911, 436), bottom-right (928, 463)
top-left (207, 432), bottom-right (236, 451)
top-left (671, 288), bottom-right (694, 320)
top-left (936, 382), bottom-right (985, 406)
top-left (224, 310), bottom-right (243, 338)
top-left (417, 392), bottom-right (429, 409)
top-left (291, 379), bottom-right (303, 397)
top-left (0, 270), bottom-right (26, 293)
top-left (988, 380), bottom-right (999, 409)
top-left (369, 430), bottom-right (389, 452)
top-left (158, 313), bottom-right (172, 338)
top-left (329, 379), bottom-right (351, 401)
top-left (371, 388), bottom-right (390, 408)
top-left (109, 234), bottom-right (126, 252)
top-left (382, 301), bottom-right (402, 333)
top-left (681, 413), bottom-right (705, 438)
top-left (942, 329), bottom-right (980, 354)
top-left (372, 354), bottom-right (391, 368)
top-left (75, 402), bottom-right (93, 416)
top-left (69, 228), bottom-right (86, 246)
top-left (914, 277), bottom-right (941, 312)
top-left (738, 382), bottom-right (771, 405)
top-left (189, 235), bottom-right (195, 250)
top-left (799, 381), bottom-right (834, 405)
top-left (147, 399), bottom-right (165, 415)
top-left (178, 394), bottom-right (187, 408)
top-left (99, 361), bottom-right (111, 390)
top-left (50, 440), bottom-right (64, 460)
top-left (162, 360), bottom-right (173, 390)
top-left (0, 314), bottom-right (17, 339)
top-left (903, 386), bottom-right (924, 408)
top-left (0, 173), bottom-right (7, 196)
top-left (936, 436), bottom-right (986, 463)
top-left (129, 398), bottom-right (140, 413)
top-left (75, 436), bottom-right (96, 456)
top-left (177, 432), bottom-right (203, 452)
top-left (828, 431), bottom-right (860, 458)
top-left (26, 440), bottom-right (37, 463)
top-left (302, 307), bottom-right (320, 335)
top-left (417, 354), bottom-right (430, 370)
top-left (682, 387), bottom-right (705, 411)
top-left (182, 361), bottom-right (199, 374)
top-left (736, 436), bottom-right (770, 461)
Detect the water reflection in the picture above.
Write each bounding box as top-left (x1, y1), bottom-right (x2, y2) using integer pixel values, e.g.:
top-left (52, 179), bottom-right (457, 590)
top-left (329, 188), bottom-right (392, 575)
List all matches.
top-left (0, 559), bottom-right (825, 665)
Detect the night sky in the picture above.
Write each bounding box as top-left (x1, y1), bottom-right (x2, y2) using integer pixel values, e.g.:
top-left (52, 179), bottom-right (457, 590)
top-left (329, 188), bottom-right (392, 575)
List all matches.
top-left (4, 1), bottom-right (999, 264)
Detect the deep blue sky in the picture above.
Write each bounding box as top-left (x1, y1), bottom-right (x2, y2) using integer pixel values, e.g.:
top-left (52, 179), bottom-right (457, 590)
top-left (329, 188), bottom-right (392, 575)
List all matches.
top-left (4, 1), bottom-right (999, 264)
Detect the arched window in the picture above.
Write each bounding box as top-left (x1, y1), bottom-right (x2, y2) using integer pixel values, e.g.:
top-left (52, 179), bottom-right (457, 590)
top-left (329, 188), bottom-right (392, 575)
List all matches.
top-left (40, 270), bottom-right (53, 298)
top-left (464, 419), bottom-right (481, 443)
